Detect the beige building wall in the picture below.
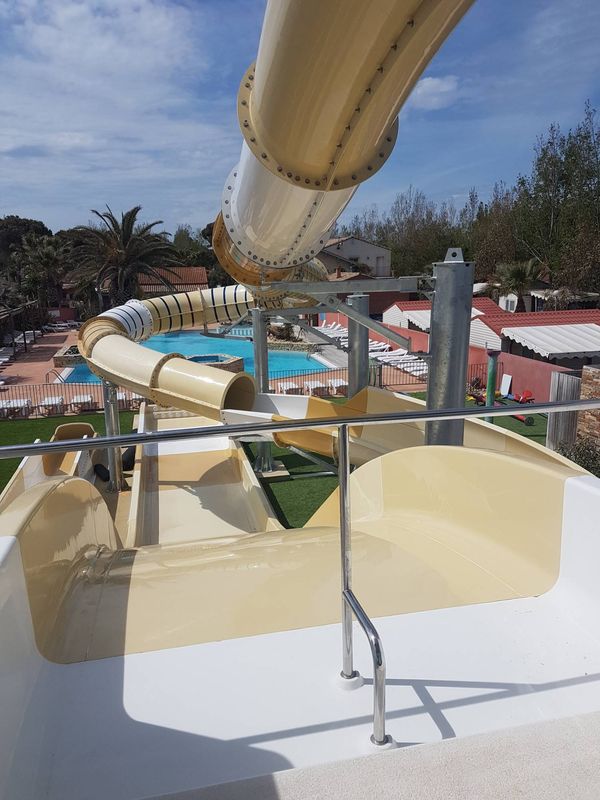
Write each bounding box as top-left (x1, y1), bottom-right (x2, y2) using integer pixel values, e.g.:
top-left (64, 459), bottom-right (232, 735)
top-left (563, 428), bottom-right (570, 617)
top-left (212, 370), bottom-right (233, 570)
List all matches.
top-left (321, 237), bottom-right (391, 276)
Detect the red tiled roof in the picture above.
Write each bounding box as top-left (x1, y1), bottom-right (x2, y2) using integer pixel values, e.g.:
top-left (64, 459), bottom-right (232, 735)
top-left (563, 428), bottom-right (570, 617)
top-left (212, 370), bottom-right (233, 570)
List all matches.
top-left (472, 297), bottom-right (504, 314)
top-left (385, 299), bottom-right (433, 311)
top-left (139, 266), bottom-right (208, 287)
top-left (383, 297), bottom-right (600, 332)
top-left (483, 309), bottom-right (600, 335)
top-left (384, 297), bottom-right (505, 315)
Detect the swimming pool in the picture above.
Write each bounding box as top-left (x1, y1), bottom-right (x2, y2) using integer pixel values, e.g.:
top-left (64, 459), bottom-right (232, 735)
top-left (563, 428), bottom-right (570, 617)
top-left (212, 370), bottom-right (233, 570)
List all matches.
top-left (65, 332), bottom-right (328, 383)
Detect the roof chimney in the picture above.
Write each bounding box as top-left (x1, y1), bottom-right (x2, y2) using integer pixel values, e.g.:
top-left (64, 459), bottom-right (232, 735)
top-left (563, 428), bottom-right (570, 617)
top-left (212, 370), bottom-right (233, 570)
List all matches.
top-left (336, 266), bottom-right (342, 279)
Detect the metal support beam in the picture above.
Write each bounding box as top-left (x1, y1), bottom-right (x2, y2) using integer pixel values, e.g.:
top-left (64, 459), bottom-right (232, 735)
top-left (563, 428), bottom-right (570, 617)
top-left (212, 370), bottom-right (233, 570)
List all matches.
top-left (265, 276), bottom-right (428, 295)
top-left (288, 445), bottom-right (338, 475)
top-left (485, 349), bottom-right (500, 424)
top-left (425, 248), bottom-right (474, 446)
top-left (103, 380), bottom-right (124, 492)
top-left (270, 306), bottom-right (326, 318)
top-left (327, 295), bottom-right (413, 352)
top-left (251, 307), bottom-right (275, 473)
top-left (202, 310), bottom-right (253, 340)
top-left (347, 295), bottom-right (370, 397)
top-left (293, 318), bottom-right (346, 351)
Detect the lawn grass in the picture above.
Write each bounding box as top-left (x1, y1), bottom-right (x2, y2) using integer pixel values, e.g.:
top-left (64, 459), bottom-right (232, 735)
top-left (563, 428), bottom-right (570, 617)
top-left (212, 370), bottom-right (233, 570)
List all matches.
top-left (0, 412), bottom-right (135, 492)
top-left (409, 391), bottom-right (547, 445)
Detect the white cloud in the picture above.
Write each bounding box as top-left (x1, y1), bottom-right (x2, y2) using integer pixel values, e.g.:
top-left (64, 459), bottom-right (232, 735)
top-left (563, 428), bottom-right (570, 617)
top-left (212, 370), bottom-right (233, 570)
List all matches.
top-left (0, 0), bottom-right (244, 231)
top-left (406, 75), bottom-right (460, 111)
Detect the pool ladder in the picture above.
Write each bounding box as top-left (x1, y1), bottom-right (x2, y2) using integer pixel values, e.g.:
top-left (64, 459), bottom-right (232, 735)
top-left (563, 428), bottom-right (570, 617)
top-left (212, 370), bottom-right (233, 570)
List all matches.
top-left (45, 368), bottom-right (65, 383)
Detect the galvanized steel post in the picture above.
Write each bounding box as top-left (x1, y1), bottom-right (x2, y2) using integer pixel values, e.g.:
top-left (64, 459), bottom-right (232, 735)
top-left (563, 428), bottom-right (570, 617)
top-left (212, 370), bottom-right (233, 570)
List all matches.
top-left (251, 307), bottom-right (275, 472)
top-left (347, 294), bottom-right (370, 398)
top-left (425, 248), bottom-right (474, 446)
top-left (103, 380), bottom-right (123, 492)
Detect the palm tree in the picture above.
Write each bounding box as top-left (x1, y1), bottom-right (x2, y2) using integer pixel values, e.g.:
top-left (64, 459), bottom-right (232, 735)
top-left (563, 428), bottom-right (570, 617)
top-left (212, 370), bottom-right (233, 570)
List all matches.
top-left (14, 233), bottom-right (66, 309)
top-left (74, 206), bottom-right (180, 307)
top-left (492, 258), bottom-right (545, 312)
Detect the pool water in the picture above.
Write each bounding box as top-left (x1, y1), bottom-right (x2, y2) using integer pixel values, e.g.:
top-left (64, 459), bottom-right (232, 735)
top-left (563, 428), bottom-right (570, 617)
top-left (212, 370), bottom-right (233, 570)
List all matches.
top-left (65, 332), bottom-right (327, 383)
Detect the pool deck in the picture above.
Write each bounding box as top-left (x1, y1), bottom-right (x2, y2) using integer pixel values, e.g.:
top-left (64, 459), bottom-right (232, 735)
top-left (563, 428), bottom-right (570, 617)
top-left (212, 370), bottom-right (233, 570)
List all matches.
top-left (0, 330), bottom-right (78, 385)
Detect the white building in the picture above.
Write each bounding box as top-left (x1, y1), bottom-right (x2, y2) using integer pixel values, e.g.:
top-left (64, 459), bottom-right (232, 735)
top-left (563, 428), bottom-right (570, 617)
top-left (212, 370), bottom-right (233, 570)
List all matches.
top-left (319, 236), bottom-right (391, 277)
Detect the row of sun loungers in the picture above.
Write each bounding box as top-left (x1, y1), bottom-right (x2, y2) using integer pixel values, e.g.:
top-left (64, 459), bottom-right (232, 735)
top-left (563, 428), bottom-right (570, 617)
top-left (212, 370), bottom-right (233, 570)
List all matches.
top-left (316, 323), bottom-right (392, 354)
top-left (0, 392), bottom-right (145, 418)
top-left (43, 321), bottom-right (82, 332)
top-left (277, 379), bottom-right (348, 397)
top-left (318, 323), bottom-right (429, 379)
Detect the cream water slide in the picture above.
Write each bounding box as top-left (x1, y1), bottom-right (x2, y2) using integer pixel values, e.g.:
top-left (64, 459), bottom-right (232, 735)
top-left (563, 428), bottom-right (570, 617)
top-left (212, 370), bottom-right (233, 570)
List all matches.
top-left (4, 2), bottom-right (600, 799)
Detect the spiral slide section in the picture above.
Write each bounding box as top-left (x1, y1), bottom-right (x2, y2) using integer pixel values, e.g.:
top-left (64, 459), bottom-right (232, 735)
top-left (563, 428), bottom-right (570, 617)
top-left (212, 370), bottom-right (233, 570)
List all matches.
top-left (79, 0), bottom-right (474, 414)
top-left (78, 287), bottom-right (257, 419)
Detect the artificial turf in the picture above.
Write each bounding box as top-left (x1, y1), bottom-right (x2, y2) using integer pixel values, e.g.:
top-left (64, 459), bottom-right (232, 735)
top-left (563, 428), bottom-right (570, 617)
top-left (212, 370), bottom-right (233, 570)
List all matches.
top-left (0, 412), bottom-right (135, 492)
top-left (410, 391), bottom-right (548, 446)
top-left (244, 442), bottom-right (339, 529)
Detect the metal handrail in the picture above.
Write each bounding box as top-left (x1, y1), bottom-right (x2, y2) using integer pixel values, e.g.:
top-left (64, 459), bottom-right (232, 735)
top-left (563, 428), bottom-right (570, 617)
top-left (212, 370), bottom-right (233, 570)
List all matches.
top-left (1, 395), bottom-right (600, 746)
top-left (0, 397), bottom-right (599, 460)
top-left (44, 368), bottom-right (65, 383)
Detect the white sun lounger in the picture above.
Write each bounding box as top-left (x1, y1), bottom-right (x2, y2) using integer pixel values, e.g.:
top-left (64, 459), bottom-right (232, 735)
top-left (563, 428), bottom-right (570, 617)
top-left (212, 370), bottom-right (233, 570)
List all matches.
top-left (0, 398), bottom-right (32, 418)
top-left (39, 396), bottom-right (65, 414)
top-left (369, 343), bottom-right (389, 352)
top-left (328, 378), bottom-right (348, 396)
top-left (326, 328), bottom-right (348, 339)
top-left (377, 349), bottom-right (408, 362)
top-left (277, 381), bottom-right (302, 395)
top-left (71, 394), bottom-right (98, 411)
top-left (304, 380), bottom-right (329, 397)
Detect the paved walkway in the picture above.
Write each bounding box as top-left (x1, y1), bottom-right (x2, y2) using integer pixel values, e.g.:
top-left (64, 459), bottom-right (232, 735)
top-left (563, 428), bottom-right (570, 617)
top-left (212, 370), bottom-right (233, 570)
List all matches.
top-left (302, 329), bottom-right (348, 369)
top-left (1, 331), bottom-right (78, 385)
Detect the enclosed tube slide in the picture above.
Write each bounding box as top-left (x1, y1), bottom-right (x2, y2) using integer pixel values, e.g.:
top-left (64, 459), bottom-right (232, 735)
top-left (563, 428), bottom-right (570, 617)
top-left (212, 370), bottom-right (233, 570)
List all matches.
top-left (79, 0), bottom-right (474, 413)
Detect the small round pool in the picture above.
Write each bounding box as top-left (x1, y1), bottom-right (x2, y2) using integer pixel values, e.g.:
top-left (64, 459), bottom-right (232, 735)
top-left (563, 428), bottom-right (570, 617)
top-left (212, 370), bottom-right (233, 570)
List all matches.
top-left (187, 354), bottom-right (229, 364)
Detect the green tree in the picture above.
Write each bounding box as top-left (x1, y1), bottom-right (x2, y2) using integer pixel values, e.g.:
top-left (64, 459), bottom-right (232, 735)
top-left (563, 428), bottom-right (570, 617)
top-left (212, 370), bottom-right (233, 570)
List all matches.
top-left (73, 206), bottom-right (180, 307)
top-left (0, 216), bottom-right (52, 269)
top-left (13, 233), bottom-right (66, 309)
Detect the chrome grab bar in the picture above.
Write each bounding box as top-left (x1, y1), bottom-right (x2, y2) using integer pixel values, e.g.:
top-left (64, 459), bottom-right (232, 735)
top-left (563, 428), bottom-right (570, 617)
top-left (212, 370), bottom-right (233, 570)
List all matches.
top-left (343, 589), bottom-right (388, 745)
top-left (338, 423), bottom-right (389, 745)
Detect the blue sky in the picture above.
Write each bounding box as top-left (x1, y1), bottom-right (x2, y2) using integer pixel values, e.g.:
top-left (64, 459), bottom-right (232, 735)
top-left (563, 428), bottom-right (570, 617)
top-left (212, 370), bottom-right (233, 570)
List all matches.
top-left (1, 0), bottom-right (600, 234)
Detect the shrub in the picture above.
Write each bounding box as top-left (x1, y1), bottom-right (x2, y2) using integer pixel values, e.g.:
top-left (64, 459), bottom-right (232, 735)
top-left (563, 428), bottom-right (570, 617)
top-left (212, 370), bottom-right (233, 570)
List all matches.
top-left (557, 438), bottom-right (600, 477)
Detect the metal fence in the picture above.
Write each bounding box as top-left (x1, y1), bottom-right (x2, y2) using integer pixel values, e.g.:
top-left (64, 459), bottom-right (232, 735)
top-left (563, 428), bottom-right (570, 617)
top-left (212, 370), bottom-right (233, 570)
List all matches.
top-left (0, 362), bottom-right (501, 417)
top-left (546, 371), bottom-right (582, 451)
top-left (0, 382), bottom-right (142, 419)
top-left (268, 361), bottom-right (428, 395)
top-left (268, 361), bottom-right (499, 396)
